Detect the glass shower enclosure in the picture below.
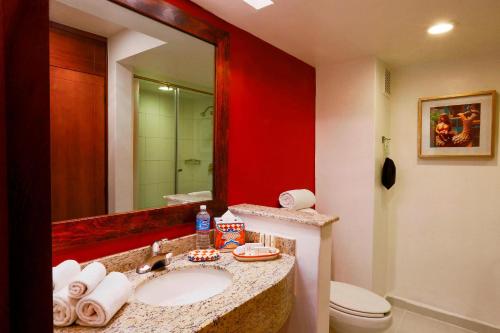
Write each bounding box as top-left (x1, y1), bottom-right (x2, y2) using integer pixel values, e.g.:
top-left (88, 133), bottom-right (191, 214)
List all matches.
top-left (134, 77), bottom-right (214, 210)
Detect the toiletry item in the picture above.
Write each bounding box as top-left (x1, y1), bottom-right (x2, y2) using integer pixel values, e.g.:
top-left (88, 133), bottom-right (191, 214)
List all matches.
top-left (53, 259), bottom-right (81, 292)
top-left (53, 286), bottom-right (78, 327)
top-left (279, 189), bottom-right (316, 210)
top-left (214, 210), bottom-right (245, 252)
top-left (68, 262), bottom-right (106, 299)
top-left (76, 272), bottom-right (132, 327)
top-left (232, 244), bottom-right (280, 262)
top-left (259, 233), bottom-right (265, 245)
top-left (196, 205), bottom-right (211, 249)
top-left (188, 249), bottom-right (220, 262)
top-left (265, 234), bottom-right (272, 247)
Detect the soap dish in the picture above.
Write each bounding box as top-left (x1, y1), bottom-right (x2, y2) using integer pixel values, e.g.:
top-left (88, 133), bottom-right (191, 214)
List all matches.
top-left (232, 244), bottom-right (280, 262)
top-left (188, 249), bottom-right (220, 262)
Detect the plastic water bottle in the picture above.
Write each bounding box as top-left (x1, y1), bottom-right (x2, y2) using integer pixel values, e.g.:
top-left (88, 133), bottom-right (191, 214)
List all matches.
top-left (196, 205), bottom-right (211, 249)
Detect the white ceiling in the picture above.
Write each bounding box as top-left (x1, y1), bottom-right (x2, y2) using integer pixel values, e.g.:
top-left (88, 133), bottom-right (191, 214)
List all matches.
top-left (120, 43), bottom-right (214, 91)
top-left (50, 0), bottom-right (124, 37)
top-left (191, 0), bottom-right (500, 68)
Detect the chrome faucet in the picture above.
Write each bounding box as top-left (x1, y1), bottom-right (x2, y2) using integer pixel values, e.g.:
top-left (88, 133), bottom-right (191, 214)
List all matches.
top-left (136, 239), bottom-right (173, 274)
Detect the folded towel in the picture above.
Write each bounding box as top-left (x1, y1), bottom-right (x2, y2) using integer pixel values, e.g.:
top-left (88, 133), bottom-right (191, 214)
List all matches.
top-left (188, 190), bottom-right (212, 198)
top-left (299, 208), bottom-right (318, 214)
top-left (53, 287), bottom-right (78, 326)
top-left (76, 272), bottom-right (132, 327)
top-left (279, 189), bottom-right (316, 210)
top-left (68, 262), bottom-right (106, 299)
top-left (53, 260), bottom-right (81, 292)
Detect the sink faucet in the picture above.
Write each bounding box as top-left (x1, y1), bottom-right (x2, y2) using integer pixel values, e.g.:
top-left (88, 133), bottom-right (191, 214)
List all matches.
top-left (136, 239), bottom-right (174, 274)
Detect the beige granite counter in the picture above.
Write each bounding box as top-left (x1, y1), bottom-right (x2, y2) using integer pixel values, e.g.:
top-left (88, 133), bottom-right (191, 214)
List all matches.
top-left (55, 252), bottom-right (295, 333)
top-left (229, 204), bottom-right (339, 227)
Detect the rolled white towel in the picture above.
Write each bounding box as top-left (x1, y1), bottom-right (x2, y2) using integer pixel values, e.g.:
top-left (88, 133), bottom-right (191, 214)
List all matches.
top-left (76, 272), bottom-right (132, 327)
top-left (53, 260), bottom-right (81, 292)
top-left (187, 190), bottom-right (212, 198)
top-left (53, 287), bottom-right (78, 326)
top-left (68, 262), bottom-right (106, 299)
top-left (279, 189), bottom-right (316, 210)
top-left (299, 208), bottom-right (318, 214)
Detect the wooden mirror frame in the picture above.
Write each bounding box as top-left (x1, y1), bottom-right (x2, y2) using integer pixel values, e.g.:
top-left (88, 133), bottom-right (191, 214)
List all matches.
top-left (51, 0), bottom-right (229, 256)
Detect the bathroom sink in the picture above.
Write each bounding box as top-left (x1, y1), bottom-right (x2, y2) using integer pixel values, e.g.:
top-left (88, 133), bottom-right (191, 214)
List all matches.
top-left (134, 267), bottom-right (232, 306)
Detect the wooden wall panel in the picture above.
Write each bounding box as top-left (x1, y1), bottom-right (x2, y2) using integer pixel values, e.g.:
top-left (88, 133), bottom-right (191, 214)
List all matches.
top-left (49, 25), bottom-right (107, 221)
top-left (50, 67), bottom-right (106, 221)
top-left (49, 23), bottom-right (106, 76)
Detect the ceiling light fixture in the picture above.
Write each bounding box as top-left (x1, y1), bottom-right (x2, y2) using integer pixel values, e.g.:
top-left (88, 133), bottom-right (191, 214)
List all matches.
top-left (243, 0), bottom-right (274, 10)
top-left (158, 86), bottom-right (173, 91)
top-left (427, 22), bottom-right (454, 35)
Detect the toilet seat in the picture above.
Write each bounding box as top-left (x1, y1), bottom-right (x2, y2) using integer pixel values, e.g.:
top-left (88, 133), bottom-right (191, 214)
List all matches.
top-left (330, 282), bottom-right (391, 318)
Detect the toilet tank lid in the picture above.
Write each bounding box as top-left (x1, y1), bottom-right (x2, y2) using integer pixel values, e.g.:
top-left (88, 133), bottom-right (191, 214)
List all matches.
top-left (330, 281), bottom-right (391, 315)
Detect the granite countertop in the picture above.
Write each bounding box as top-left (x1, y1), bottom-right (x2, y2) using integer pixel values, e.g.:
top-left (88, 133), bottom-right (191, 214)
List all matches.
top-left (229, 204), bottom-right (339, 227)
top-left (55, 252), bottom-right (295, 333)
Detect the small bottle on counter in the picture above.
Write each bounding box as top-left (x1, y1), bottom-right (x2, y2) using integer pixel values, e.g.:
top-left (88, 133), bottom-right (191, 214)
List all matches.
top-left (196, 205), bottom-right (211, 249)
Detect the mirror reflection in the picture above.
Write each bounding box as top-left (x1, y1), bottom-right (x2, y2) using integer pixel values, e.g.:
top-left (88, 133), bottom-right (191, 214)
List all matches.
top-left (49, 0), bottom-right (215, 222)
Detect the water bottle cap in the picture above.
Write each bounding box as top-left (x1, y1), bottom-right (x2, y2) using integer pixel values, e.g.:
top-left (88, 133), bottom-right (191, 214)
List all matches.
top-left (200, 205), bottom-right (207, 210)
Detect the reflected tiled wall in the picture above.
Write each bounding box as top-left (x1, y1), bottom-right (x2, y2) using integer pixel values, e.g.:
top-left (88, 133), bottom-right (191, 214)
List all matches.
top-left (136, 89), bottom-right (176, 209)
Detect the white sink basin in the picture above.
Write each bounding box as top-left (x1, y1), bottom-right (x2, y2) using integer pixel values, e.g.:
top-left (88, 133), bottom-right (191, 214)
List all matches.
top-left (134, 267), bottom-right (232, 306)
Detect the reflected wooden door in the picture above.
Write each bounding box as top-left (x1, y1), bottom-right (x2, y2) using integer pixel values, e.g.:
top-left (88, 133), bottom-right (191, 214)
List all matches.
top-left (50, 67), bottom-right (106, 221)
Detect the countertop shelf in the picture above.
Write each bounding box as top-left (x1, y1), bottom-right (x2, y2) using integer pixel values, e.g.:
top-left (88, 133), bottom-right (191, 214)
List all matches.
top-left (229, 204), bottom-right (339, 227)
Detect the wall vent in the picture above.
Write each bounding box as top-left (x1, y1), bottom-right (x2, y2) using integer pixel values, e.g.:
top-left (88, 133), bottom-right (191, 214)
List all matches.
top-left (384, 69), bottom-right (391, 96)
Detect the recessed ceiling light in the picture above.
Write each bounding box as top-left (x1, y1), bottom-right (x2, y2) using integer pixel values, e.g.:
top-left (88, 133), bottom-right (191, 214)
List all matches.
top-left (243, 0), bottom-right (274, 10)
top-left (427, 22), bottom-right (454, 35)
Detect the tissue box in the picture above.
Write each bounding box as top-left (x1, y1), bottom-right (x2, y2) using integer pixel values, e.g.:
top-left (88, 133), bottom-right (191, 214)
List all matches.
top-left (215, 222), bottom-right (245, 252)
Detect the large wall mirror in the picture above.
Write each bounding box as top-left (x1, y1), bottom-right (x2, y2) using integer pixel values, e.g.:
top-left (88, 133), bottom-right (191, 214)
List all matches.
top-left (51, 0), bottom-right (228, 253)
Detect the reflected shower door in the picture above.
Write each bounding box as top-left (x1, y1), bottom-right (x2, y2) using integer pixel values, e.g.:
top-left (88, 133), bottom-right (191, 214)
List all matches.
top-left (176, 89), bottom-right (214, 196)
top-left (135, 79), bottom-right (177, 209)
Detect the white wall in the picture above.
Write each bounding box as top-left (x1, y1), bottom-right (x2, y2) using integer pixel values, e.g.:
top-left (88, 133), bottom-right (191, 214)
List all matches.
top-left (388, 56), bottom-right (500, 326)
top-left (316, 57), bottom-right (377, 290)
top-left (372, 60), bottom-right (391, 295)
top-left (107, 29), bottom-right (164, 213)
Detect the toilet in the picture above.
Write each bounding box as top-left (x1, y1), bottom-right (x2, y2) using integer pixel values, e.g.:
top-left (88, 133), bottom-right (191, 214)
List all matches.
top-left (329, 281), bottom-right (393, 333)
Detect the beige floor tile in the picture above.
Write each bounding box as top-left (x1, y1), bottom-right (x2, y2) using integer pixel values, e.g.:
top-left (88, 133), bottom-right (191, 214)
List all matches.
top-left (384, 306), bottom-right (406, 333)
top-left (398, 311), bottom-right (477, 333)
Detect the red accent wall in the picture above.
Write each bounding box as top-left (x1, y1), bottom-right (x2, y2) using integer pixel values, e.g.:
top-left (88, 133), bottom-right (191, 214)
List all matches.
top-left (167, 0), bottom-right (316, 207)
top-left (53, 0), bottom-right (315, 264)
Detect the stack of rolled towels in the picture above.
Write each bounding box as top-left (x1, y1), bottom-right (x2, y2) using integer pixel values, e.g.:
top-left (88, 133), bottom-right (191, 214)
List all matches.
top-left (53, 260), bottom-right (132, 327)
top-left (279, 189), bottom-right (317, 213)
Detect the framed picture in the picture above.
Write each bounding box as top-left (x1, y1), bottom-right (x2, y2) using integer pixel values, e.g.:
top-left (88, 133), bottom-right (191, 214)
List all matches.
top-left (418, 90), bottom-right (497, 158)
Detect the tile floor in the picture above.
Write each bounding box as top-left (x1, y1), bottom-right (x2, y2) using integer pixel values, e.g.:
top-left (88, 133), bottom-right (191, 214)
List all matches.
top-left (385, 307), bottom-right (477, 333)
top-left (330, 306), bottom-right (478, 333)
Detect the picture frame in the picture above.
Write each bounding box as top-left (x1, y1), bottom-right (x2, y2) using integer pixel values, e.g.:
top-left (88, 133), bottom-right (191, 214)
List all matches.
top-left (418, 90), bottom-right (497, 158)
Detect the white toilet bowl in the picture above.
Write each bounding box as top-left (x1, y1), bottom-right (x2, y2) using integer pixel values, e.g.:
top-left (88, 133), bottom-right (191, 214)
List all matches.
top-left (329, 281), bottom-right (393, 333)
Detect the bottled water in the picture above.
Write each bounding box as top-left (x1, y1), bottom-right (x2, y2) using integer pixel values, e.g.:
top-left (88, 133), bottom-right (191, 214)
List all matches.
top-left (196, 205), bottom-right (211, 249)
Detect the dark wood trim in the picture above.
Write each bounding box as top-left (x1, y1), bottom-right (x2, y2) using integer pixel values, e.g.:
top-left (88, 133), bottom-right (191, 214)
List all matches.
top-left (49, 21), bottom-right (107, 43)
top-left (4, 0), bottom-right (53, 331)
top-left (52, 200), bottom-right (226, 252)
top-left (109, 0), bottom-right (228, 44)
top-left (0, 1), bottom-right (10, 330)
top-left (52, 0), bottom-right (229, 255)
